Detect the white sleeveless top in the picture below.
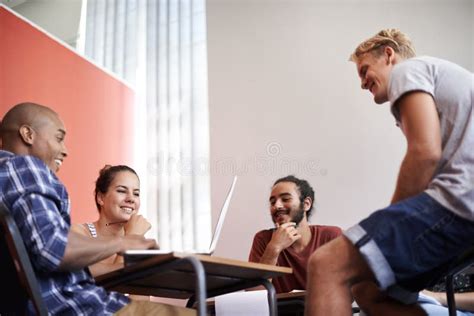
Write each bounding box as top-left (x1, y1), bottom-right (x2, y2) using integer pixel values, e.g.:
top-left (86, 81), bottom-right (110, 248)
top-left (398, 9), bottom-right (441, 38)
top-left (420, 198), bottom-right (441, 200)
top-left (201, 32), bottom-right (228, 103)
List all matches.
top-left (85, 223), bottom-right (97, 238)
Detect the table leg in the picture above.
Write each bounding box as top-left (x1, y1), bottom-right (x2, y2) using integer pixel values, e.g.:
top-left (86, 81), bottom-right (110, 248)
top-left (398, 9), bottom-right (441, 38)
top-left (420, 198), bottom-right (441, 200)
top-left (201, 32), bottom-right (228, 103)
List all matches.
top-left (261, 279), bottom-right (278, 316)
top-left (183, 257), bottom-right (207, 316)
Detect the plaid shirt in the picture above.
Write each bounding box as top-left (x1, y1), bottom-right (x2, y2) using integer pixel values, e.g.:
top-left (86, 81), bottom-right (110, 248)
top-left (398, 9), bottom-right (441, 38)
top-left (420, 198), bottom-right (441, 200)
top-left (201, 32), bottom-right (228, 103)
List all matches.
top-left (0, 150), bottom-right (129, 315)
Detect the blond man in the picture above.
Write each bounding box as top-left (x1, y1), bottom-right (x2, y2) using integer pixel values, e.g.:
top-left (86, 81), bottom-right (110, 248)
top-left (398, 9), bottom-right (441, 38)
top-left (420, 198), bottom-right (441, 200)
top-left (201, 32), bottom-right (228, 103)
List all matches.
top-left (305, 29), bottom-right (474, 315)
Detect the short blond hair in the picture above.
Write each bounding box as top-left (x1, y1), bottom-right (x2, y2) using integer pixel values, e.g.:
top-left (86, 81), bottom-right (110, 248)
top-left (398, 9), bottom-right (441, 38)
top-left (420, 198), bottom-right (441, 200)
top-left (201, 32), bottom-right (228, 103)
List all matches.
top-left (350, 29), bottom-right (416, 63)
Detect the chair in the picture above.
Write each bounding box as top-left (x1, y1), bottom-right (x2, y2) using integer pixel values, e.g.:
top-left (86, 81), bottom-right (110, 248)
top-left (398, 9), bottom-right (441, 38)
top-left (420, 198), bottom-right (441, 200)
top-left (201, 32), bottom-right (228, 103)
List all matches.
top-left (0, 206), bottom-right (47, 316)
top-left (444, 248), bottom-right (474, 316)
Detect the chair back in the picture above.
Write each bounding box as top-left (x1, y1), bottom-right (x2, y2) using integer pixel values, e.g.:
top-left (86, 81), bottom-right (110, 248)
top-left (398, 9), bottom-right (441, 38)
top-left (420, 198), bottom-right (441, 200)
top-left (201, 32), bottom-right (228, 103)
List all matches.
top-left (444, 247), bottom-right (474, 316)
top-left (0, 206), bottom-right (48, 315)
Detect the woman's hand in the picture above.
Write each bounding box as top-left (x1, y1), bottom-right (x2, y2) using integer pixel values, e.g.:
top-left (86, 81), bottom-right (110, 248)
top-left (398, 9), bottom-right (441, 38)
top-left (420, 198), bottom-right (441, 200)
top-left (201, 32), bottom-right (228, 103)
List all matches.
top-left (124, 213), bottom-right (151, 236)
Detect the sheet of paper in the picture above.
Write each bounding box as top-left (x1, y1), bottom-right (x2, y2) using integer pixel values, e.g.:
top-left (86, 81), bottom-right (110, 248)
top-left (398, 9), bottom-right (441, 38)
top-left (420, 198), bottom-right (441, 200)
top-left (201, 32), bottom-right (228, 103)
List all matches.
top-left (215, 290), bottom-right (269, 316)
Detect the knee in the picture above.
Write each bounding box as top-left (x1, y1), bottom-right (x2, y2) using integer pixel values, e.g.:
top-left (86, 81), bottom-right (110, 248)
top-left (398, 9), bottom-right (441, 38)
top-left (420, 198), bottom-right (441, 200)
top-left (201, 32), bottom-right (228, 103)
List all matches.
top-left (308, 248), bottom-right (324, 270)
top-left (308, 242), bottom-right (335, 277)
top-left (308, 236), bottom-right (363, 280)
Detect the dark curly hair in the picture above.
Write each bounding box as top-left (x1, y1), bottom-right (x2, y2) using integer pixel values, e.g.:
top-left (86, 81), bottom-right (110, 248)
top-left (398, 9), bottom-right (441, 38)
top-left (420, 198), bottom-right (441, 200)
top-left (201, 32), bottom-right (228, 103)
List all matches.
top-left (94, 165), bottom-right (139, 211)
top-left (273, 175), bottom-right (315, 219)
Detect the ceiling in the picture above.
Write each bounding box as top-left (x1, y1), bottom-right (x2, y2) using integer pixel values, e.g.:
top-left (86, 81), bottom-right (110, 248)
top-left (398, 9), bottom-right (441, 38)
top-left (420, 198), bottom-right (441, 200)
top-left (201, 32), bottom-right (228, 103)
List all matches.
top-left (0, 0), bottom-right (28, 7)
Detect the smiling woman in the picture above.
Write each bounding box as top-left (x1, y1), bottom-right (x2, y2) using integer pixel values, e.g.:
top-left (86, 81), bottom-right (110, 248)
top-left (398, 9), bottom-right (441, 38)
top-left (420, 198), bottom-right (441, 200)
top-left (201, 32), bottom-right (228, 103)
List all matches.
top-left (71, 165), bottom-right (152, 277)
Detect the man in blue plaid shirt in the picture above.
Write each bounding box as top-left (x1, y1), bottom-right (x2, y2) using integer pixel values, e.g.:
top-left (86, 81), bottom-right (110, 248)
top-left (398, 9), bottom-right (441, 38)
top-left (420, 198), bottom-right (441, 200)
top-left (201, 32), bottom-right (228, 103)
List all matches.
top-left (0, 102), bottom-right (195, 315)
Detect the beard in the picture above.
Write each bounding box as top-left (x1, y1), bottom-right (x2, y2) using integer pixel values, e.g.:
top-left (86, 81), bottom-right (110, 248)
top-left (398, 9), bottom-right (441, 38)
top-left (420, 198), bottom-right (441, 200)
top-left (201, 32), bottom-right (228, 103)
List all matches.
top-left (290, 202), bottom-right (305, 226)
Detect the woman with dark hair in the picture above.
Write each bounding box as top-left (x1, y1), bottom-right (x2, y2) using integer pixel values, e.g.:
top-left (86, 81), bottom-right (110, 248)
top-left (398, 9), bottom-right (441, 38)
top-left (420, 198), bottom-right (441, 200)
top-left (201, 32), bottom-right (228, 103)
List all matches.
top-left (71, 165), bottom-right (151, 277)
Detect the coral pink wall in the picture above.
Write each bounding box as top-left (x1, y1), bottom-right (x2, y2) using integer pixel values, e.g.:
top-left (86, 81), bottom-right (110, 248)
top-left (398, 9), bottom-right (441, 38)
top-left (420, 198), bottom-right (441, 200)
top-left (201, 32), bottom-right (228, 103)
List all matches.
top-left (0, 6), bottom-right (135, 224)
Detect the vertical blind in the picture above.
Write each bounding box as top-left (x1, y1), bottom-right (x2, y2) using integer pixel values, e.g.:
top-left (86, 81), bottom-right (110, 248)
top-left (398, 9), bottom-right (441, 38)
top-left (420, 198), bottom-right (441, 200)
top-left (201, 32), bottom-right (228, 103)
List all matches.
top-left (81, 0), bottom-right (211, 251)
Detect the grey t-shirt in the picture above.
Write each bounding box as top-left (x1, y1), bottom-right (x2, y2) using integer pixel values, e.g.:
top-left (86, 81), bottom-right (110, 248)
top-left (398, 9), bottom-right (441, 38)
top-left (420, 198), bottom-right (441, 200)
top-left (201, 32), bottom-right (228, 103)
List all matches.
top-left (389, 56), bottom-right (474, 221)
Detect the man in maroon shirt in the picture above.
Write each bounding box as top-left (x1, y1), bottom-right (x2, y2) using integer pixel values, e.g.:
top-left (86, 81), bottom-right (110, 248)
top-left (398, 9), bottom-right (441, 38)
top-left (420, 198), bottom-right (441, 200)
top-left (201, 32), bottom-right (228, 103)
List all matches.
top-left (248, 175), bottom-right (342, 293)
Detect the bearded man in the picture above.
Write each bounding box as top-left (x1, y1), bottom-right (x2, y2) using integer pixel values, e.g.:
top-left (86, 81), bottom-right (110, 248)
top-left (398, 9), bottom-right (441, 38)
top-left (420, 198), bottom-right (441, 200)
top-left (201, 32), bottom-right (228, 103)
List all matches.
top-left (248, 175), bottom-right (342, 293)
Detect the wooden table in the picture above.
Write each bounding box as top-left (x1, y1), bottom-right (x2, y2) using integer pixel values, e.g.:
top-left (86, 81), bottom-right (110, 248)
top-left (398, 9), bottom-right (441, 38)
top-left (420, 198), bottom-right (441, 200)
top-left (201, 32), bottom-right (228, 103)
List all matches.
top-left (95, 252), bottom-right (292, 316)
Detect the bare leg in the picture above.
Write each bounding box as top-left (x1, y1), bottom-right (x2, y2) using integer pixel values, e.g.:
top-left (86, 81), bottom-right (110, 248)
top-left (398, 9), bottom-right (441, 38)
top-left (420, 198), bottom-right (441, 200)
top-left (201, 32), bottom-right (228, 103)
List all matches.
top-left (305, 236), bottom-right (426, 316)
top-left (353, 281), bottom-right (427, 316)
top-left (305, 236), bottom-right (375, 316)
top-left (115, 300), bottom-right (196, 315)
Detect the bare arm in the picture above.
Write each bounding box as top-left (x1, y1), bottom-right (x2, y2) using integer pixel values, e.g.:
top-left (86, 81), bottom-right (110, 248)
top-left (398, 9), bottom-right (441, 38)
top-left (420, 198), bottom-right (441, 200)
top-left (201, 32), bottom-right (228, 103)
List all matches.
top-left (246, 223), bottom-right (300, 291)
top-left (123, 213), bottom-right (152, 236)
top-left (69, 216), bottom-right (153, 276)
top-left (58, 230), bottom-right (156, 271)
top-left (69, 224), bottom-right (123, 276)
top-left (87, 258), bottom-right (124, 277)
top-left (259, 222), bottom-right (300, 265)
top-left (391, 92), bottom-right (442, 204)
top-left (422, 290), bottom-right (474, 312)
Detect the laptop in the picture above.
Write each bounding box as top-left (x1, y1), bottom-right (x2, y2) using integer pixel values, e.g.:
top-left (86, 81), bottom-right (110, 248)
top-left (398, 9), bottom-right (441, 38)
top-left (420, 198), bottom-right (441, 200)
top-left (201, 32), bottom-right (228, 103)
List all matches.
top-left (124, 176), bottom-right (238, 262)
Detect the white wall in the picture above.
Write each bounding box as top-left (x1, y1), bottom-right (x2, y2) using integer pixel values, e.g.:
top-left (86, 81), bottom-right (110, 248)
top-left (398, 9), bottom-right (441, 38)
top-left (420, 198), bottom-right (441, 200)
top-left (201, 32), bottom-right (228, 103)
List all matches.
top-left (207, 0), bottom-right (474, 260)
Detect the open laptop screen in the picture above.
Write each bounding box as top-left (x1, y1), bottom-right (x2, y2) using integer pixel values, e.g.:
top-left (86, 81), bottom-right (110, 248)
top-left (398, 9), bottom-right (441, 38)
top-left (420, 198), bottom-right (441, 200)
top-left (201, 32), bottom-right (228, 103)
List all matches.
top-left (124, 176), bottom-right (237, 260)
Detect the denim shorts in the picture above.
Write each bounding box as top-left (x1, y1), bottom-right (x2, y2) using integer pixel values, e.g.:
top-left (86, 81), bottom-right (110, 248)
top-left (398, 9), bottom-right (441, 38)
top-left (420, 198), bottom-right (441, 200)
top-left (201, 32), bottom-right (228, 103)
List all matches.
top-left (345, 192), bottom-right (474, 297)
